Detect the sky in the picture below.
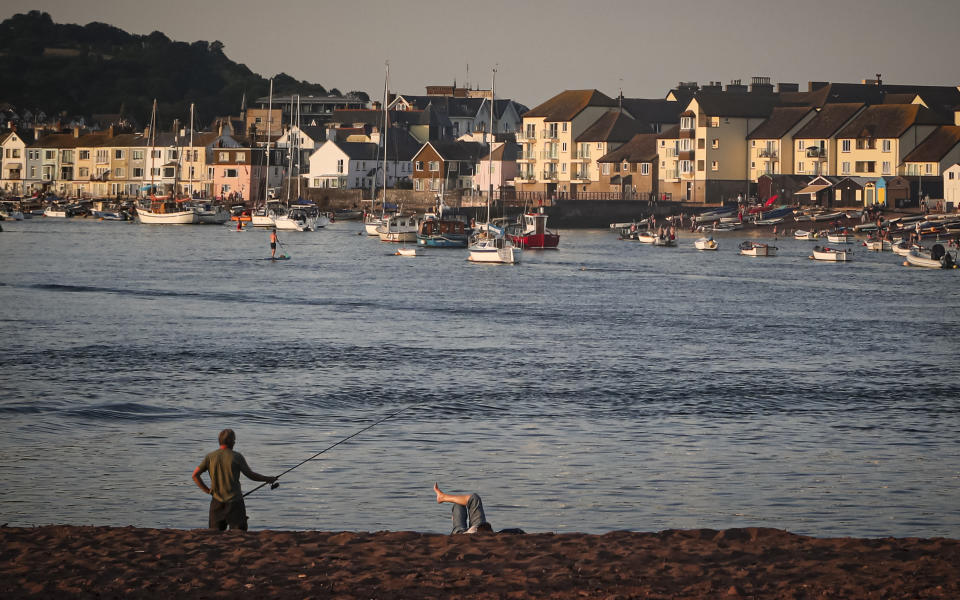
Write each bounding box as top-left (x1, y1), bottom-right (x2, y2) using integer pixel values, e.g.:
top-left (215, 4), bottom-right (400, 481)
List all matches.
top-left (3, 0), bottom-right (960, 108)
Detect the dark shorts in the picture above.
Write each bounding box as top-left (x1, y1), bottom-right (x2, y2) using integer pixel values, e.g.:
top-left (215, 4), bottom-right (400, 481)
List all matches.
top-left (270, 242), bottom-right (277, 249)
top-left (209, 498), bottom-right (248, 531)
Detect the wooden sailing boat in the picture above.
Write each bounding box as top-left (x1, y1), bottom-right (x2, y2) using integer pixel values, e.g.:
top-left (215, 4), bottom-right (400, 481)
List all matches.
top-left (137, 99), bottom-right (198, 224)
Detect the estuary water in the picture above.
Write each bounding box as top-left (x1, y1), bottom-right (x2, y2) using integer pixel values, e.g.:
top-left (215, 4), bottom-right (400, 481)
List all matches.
top-left (1, 217), bottom-right (958, 536)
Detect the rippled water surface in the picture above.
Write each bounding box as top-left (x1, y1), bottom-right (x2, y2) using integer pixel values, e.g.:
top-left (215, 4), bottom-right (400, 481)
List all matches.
top-left (1, 217), bottom-right (958, 536)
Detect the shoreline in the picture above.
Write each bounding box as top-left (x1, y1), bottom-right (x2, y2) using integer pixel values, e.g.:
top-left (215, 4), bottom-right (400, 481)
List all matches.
top-left (2, 525), bottom-right (958, 599)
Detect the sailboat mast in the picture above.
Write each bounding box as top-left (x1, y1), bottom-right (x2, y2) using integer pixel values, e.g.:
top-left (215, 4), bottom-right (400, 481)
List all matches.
top-left (296, 94), bottom-right (302, 199)
top-left (381, 62), bottom-right (389, 209)
top-left (264, 78), bottom-right (273, 205)
top-left (188, 103), bottom-right (194, 198)
top-left (148, 99), bottom-right (157, 198)
top-left (284, 95), bottom-right (296, 204)
top-left (487, 68), bottom-right (496, 225)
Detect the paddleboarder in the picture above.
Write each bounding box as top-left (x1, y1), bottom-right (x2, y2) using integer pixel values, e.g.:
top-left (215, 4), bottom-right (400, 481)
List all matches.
top-left (192, 429), bottom-right (276, 531)
top-left (270, 228), bottom-right (279, 258)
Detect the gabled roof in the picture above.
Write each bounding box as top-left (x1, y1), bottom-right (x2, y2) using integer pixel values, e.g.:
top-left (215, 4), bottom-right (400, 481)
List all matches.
top-left (576, 111), bottom-right (644, 143)
top-left (747, 106), bottom-right (815, 139)
top-left (597, 133), bottom-right (659, 163)
top-left (524, 90), bottom-right (618, 122)
top-left (836, 104), bottom-right (948, 139)
top-left (794, 103), bottom-right (865, 139)
top-left (383, 128), bottom-right (422, 161)
top-left (902, 126), bottom-right (960, 163)
top-left (657, 124), bottom-right (680, 140)
top-left (482, 142), bottom-right (520, 162)
top-left (692, 91), bottom-right (779, 118)
top-left (334, 141), bottom-right (380, 161)
top-left (620, 98), bottom-right (684, 127)
top-left (420, 140), bottom-right (486, 161)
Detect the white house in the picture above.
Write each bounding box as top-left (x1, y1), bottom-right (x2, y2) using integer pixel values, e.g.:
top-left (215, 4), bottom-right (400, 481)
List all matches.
top-left (0, 130), bottom-right (27, 194)
top-left (944, 163), bottom-right (960, 211)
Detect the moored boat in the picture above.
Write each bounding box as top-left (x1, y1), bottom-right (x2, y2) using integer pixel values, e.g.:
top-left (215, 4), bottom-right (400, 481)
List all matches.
top-left (826, 231), bottom-right (854, 244)
top-left (467, 232), bottom-right (521, 264)
top-left (738, 241), bottom-right (777, 257)
top-left (904, 245), bottom-right (957, 269)
top-left (694, 236), bottom-right (718, 251)
top-left (810, 245), bottom-right (853, 261)
top-left (508, 211), bottom-right (560, 249)
top-left (417, 215), bottom-right (471, 248)
top-left (136, 197), bottom-right (199, 224)
top-left (794, 229), bottom-right (818, 240)
top-left (864, 239), bottom-right (892, 251)
top-left (378, 214), bottom-right (418, 242)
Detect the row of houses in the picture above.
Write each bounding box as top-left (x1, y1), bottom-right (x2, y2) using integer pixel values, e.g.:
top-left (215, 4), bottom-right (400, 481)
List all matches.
top-left (3, 77), bottom-right (960, 208)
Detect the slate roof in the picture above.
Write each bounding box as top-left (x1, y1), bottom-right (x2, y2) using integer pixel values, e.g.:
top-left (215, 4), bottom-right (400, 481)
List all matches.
top-left (424, 140), bottom-right (486, 161)
top-left (620, 98), bottom-right (684, 126)
top-left (902, 126), bottom-right (960, 162)
top-left (794, 103), bottom-right (865, 139)
top-left (336, 142), bottom-right (380, 161)
top-left (693, 91), bottom-right (779, 118)
top-left (836, 104), bottom-right (949, 139)
top-left (597, 133), bottom-right (660, 163)
top-left (482, 142), bottom-right (520, 162)
top-left (747, 106), bottom-right (814, 139)
top-left (576, 111), bottom-right (644, 143)
top-left (524, 90), bottom-right (618, 122)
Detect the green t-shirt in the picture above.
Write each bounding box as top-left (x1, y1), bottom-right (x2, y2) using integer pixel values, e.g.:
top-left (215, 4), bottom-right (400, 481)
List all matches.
top-left (197, 448), bottom-right (253, 503)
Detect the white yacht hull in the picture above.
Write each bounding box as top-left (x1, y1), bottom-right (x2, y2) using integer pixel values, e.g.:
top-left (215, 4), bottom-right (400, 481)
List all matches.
top-left (137, 210), bottom-right (198, 224)
top-left (251, 214), bottom-right (275, 227)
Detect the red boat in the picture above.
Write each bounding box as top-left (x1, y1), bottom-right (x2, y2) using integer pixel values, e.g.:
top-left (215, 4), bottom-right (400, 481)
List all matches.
top-left (509, 211), bottom-right (560, 249)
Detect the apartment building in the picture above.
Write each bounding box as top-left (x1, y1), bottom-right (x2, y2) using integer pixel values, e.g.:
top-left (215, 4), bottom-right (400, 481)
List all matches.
top-left (792, 103), bottom-right (865, 177)
top-left (746, 106), bottom-right (815, 180)
top-left (595, 133), bottom-right (659, 199)
top-left (834, 104), bottom-right (947, 179)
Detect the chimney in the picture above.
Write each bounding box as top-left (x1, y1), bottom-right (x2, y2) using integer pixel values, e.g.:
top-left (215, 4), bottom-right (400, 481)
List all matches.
top-left (73, 126), bottom-right (80, 138)
top-left (750, 76), bottom-right (774, 94)
top-left (107, 125), bottom-right (115, 138)
top-left (726, 79), bottom-right (747, 93)
top-left (701, 81), bottom-right (722, 92)
top-left (808, 81), bottom-right (829, 92)
top-left (777, 82), bottom-right (800, 93)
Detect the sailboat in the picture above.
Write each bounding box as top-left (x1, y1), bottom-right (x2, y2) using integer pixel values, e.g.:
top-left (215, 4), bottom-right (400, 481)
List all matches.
top-left (365, 62), bottom-right (398, 236)
top-left (252, 79), bottom-right (278, 228)
top-left (137, 100), bottom-right (198, 224)
top-left (467, 68), bottom-right (520, 264)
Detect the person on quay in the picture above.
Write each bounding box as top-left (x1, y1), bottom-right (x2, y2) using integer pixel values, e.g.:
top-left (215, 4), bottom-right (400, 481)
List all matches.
top-left (433, 482), bottom-right (493, 534)
top-left (270, 228), bottom-right (279, 258)
top-left (192, 429), bottom-right (276, 531)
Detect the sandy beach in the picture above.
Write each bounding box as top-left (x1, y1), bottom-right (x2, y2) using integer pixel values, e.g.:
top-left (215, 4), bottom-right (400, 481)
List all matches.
top-left (2, 525), bottom-right (958, 599)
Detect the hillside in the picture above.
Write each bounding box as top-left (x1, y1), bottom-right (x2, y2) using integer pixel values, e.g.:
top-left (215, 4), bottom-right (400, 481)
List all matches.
top-left (0, 11), bottom-right (366, 129)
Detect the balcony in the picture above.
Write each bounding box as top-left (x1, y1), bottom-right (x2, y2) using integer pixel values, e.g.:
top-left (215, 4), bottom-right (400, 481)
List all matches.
top-left (663, 169), bottom-right (678, 181)
top-left (806, 147), bottom-right (826, 159)
top-left (758, 149), bottom-right (778, 159)
top-left (539, 151), bottom-right (559, 162)
top-left (517, 153), bottom-right (536, 163)
top-left (518, 131), bottom-right (537, 143)
top-left (541, 129), bottom-right (559, 140)
top-left (541, 170), bottom-right (558, 181)
top-left (571, 151), bottom-right (590, 162)
top-left (663, 148), bottom-right (678, 157)
top-left (571, 171), bottom-right (590, 182)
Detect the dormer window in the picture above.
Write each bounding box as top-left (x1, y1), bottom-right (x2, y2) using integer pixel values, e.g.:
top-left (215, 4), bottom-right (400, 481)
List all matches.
top-left (680, 116), bottom-right (694, 130)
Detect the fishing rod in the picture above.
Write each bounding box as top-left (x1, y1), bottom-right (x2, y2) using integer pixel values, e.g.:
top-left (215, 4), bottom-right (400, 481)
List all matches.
top-left (244, 401), bottom-right (421, 498)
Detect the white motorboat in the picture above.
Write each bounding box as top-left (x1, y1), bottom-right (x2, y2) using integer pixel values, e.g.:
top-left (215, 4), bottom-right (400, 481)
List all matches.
top-left (251, 211), bottom-right (276, 227)
top-left (694, 237), bottom-right (718, 251)
top-left (394, 246), bottom-right (422, 257)
top-left (653, 235), bottom-right (677, 247)
top-left (467, 233), bottom-right (521, 264)
top-left (810, 245), bottom-right (853, 261)
top-left (864, 239), bottom-right (892, 252)
top-left (794, 229), bottom-right (818, 240)
top-left (43, 206), bottom-right (68, 218)
top-left (904, 246), bottom-right (957, 269)
top-left (635, 231), bottom-right (658, 244)
top-left (739, 241), bottom-right (777, 257)
top-left (892, 241), bottom-right (916, 256)
top-left (273, 214), bottom-right (310, 231)
top-left (377, 214), bottom-right (418, 242)
top-left (826, 233), bottom-right (854, 244)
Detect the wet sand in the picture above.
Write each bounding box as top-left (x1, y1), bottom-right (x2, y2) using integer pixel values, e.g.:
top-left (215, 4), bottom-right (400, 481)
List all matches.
top-left (2, 525), bottom-right (958, 598)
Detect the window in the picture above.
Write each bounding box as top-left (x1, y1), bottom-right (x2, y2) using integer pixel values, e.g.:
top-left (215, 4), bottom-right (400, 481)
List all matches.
top-left (45, 150), bottom-right (56, 160)
top-left (562, 123), bottom-right (567, 132)
top-left (596, 142), bottom-right (602, 149)
top-left (337, 159), bottom-right (344, 173)
top-left (882, 139), bottom-right (891, 153)
top-left (680, 116), bottom-right (694, 130)
top-left (841, 140), bottom-right (851, 153)
top-left (751, 140), bottom-right (756, 147)
top-left (711, 161), bottom-right (719, 171)
top-left (163, 167), bottom-right (175, 178)
top-left (151, 168), bottom-right (160, 177)
top-left (613, 163), bottom-right (620, 173)
top-left (62, 150), bottom-right (73, 162)
top-left (697, 160), bottom-right (705, 172)
top-left (96, 150), bottom-right (109, 163)
top-left (29, 150), bottom-right (39, 160)
top-left (415, 161), bottom-right (423, 171)
top-left (710, 116), bottom-right (719, 127)
top-left (114, 149), bottom-right (124, 159)
top-left (855, 138), bottom-right (875, 150)
top-left (114, 168), bottom-right (124, 177)
top-left (797, 140), bottom-right (805, 150)
top-left (680, 138), bottom-right (691, 151)
top-left (167, 150), bottom-right (178, 160)
top-left (152, 150), bottom-right (162, 159)
top-left (76, 150), bottom-right (89, 160)
top-left (949, 171), bottom-right (955, 180)
top-left (29, 166), bottom-right (36, 177)
top-left (882, 161), bottom-right (891, 175)
top-left (854, 161), bottom-right (875, 173)
top-left (236, 153), bottom-right (245, 163)
top-left (548, 124), bottom-right (558, 138)
top-left (925, 163), bottom-right (932, 175)
top-left (219, 152), bottom-right (229, 161)
top-left (640, 163), bottom-right (650, 176)
top-left (132, 167), bottom-right (143, 178)
top-left (429, 161), bottom-right (439, 172)
top-left (414, 178), bottom-right (423, 191)
top-left (225, 168), bottom-right (238, 178)
top-left (680, 160), bottom-right (692, 174)
top-left (132, 150), bottom-right (143, 160)
top-left (78, 167), bottom-right (89, 177)
top-left (602, 163), bottom-right (610, 175)
top-left (697, 138), bottom-right (705, 149)
top-left (561, 142), bottom-right (567, 152)
top-left (561, 163), bottom-right (567, 174)
top-left (660, 140), bottom-right (665, 147)
top-left (797, 162), bottom-right (805, 173)
top-left (842, 161), bottom-right (850, 174)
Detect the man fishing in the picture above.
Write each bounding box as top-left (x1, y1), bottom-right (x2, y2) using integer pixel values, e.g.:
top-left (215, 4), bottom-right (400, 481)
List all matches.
top-left (192, 429), bottom-right (277, 531)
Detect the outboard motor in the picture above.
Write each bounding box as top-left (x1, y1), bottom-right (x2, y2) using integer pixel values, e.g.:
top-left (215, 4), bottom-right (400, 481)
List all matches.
top-left (941, 252), bottom-right (955, 269)
top-left (930, 244), bottom-right (945, 260)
